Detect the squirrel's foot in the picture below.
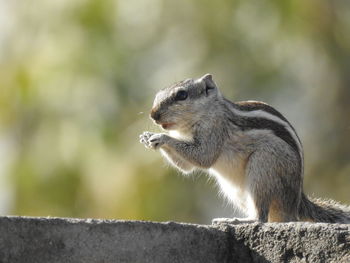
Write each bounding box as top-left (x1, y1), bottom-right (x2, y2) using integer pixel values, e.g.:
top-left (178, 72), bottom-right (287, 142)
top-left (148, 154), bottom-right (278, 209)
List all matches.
top-left (212, 217), bottom-right (257, 225)
top-left (139, 131), bottom-right (166, 150)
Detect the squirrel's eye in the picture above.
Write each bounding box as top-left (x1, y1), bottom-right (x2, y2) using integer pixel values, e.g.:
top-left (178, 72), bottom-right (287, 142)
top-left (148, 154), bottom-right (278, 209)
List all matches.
top-left (175, 90), bottom-right (188, 101)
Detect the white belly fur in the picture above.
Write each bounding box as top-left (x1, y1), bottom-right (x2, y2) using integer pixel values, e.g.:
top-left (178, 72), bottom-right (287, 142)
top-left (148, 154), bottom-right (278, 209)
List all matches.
top-left (209, 155), bottom-right (257, 219)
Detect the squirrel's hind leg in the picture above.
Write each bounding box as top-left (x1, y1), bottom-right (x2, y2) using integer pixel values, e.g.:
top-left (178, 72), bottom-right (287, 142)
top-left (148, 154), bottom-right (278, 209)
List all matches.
top-left (245, 149), bottom-right (300, 223)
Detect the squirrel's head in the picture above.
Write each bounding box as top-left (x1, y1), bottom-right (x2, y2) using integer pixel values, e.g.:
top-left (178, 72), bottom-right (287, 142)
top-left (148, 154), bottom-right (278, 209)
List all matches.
top-left (150, 74), bottom-right (221, 132)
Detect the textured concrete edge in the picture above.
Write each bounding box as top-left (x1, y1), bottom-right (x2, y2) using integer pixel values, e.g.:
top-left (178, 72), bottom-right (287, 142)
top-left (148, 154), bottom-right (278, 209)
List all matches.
top-left (0, 216), bottom-right (350, 263)
top-left (215, 220), bottom-right (350, 262)
top-left (0, 215), bottom-right (194, 225)
top-left (0, 216), bottom-right (231, 263)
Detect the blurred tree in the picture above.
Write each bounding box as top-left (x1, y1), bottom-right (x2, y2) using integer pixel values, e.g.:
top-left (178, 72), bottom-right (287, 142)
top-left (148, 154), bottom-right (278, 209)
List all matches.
top-left (0, 0), bottom-right (349, 223)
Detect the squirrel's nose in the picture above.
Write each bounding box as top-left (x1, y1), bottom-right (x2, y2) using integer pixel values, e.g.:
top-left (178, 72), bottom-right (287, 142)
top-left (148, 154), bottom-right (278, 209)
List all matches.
top-left (150, 109), bottom-right (161, 121)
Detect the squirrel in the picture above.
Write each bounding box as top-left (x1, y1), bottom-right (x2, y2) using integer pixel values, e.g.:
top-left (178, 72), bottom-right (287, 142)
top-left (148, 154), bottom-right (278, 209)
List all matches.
top-left (140, 73), bottom-right (350, 223)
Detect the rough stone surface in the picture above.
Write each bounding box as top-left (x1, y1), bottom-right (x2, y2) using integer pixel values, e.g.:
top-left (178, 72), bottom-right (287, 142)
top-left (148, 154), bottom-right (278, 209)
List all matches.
top-left (0, 216), bottom-right (349, 263)
top-left (214, 221), bottom-right (350, 263)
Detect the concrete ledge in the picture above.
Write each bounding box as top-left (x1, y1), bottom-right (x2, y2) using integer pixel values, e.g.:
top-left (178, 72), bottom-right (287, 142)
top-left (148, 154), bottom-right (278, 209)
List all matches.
top-left (0, 216), bottom-right (349, 263)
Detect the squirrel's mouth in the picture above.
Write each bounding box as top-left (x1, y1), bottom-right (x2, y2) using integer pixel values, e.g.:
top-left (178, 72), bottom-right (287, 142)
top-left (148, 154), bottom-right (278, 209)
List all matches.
top-left (160, 123), bottom-right (175, 130)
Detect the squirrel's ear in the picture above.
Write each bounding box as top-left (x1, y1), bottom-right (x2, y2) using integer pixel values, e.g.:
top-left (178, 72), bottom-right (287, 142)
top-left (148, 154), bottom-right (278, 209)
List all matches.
top-left (199, 73), bottom-right (216, 95)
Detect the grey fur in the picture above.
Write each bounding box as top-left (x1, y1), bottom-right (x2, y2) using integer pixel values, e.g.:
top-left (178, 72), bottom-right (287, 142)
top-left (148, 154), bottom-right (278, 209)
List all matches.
top-left (140, 74), bottom-right (350, 223)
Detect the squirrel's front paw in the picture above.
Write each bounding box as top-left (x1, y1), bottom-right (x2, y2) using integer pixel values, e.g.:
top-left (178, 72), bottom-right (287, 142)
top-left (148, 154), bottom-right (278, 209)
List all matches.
top-left (140, 131), bottom-right (154, 147)
top-left (139, 132), bottom-right (167, 150)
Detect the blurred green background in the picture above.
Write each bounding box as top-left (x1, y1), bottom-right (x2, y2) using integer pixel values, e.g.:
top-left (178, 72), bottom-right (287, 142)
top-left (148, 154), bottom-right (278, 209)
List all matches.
top-left (0, 0), bottom-right (349, 224)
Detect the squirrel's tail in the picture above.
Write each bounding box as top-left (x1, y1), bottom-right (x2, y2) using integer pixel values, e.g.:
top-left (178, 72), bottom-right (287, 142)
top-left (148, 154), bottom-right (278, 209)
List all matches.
top-left (299, 193), bottom-right (350, 223)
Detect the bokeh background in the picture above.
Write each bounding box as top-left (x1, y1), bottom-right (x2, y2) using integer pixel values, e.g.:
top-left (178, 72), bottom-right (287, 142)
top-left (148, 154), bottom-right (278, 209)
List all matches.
top-left (0, 0), bottom-right (349, 224)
